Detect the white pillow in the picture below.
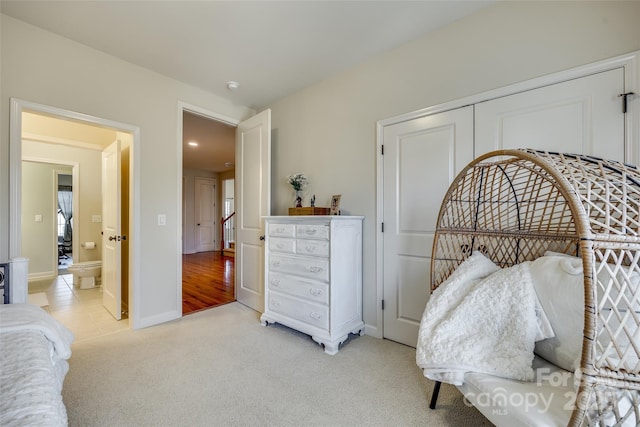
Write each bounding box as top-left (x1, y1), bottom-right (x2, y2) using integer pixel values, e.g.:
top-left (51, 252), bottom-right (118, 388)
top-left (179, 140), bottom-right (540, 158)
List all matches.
top-left (533, 292), bottom-right (555, 342)
top-left (542, 250), bottom-right (640, 368)
top-left (529, 255), bottom-right (584, 372)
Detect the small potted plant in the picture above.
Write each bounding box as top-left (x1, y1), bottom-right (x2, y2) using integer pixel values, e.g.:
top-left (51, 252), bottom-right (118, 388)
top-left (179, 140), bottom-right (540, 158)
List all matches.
top-left (287, 173), bottom-right (308, 207)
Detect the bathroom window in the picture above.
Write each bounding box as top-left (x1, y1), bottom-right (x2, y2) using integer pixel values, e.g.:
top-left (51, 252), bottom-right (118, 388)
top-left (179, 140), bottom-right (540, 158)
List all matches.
top-left (57, 180), bottom-right (73, 255)
top-left (57, 210), bottom-right (66, 237)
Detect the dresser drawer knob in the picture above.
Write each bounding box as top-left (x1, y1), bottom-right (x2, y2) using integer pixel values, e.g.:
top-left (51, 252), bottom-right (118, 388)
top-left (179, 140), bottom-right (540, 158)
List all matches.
top-left (271, 279), bottom-right (280, 287)
top-left (308, 266), bottom-right (322, 273)
top-left (276, 227), bottom-right (286, 233)
top-left (305, 245), bottom-right (316, 252)
top-left (272, 300), bottom-right (281, 307)
top-left (309, 312), bottom-right (321, 320)
top-left (271, 260), bottom-right (281, 267)
top-left (305, 229), bottom-right (317, 235)
top-left (309, 288), bottom-right (323, 297)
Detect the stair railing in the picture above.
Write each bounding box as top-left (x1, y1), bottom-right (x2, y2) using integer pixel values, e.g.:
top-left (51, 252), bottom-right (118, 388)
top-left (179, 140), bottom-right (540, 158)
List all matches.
top-left (220, 212), bottom-right (236, 253)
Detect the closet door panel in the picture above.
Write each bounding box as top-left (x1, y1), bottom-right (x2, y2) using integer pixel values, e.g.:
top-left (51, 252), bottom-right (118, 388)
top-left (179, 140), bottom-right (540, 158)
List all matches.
top-left (382, 106), bottom-right (474, 347)
top-left (475, 68), bottom-right (625, 161)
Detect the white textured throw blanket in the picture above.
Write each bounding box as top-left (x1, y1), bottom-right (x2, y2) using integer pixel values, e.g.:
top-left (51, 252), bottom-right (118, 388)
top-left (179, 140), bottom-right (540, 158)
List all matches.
top-left (0, 304), bottom-right (74, 426)
top-left (416, 253), bottom-right (539, 385)
top-left (0, 303), bottom-right (74, 360)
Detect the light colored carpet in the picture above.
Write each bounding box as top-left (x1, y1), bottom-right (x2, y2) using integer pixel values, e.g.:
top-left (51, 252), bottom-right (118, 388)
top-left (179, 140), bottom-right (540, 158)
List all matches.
top-left (62, 302), bottom-right (491, 426)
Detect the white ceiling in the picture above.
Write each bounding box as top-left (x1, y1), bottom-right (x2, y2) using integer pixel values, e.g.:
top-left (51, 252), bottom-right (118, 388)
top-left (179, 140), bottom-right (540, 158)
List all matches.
top-left (2, 0), bottom-right (494, 172)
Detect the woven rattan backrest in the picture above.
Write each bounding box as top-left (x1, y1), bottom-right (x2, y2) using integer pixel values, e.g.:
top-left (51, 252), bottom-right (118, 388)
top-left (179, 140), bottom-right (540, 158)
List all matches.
top-left (430, 149), bottom-right (640, 426)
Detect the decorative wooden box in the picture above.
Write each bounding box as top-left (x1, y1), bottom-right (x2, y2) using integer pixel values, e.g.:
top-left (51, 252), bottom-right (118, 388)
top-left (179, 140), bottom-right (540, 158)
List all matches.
top-left (288, 207), bottom-right (330, 216)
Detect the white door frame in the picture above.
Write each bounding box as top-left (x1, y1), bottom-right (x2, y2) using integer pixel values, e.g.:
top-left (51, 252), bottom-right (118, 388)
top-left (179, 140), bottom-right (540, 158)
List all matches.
top-left (176, 101), bottom-right (239, 315)
top-left (373, 51), bottom-right (639, 339)
top-left (21, 157), bottom-right (79, 279)
top-left (9, 98), bottom-right (141, 328)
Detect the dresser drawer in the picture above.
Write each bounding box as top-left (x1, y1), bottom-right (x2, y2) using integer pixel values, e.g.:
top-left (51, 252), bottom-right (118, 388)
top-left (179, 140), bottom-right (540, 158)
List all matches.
top-left (268, 254), bottom-right (329, 282)
top-left (267, 272), bottom-right (329, 305)
top-left (295, 239), bottom-right (329, 257)
top-left (296, 224), bottom-right (329, 240)
top-left (269, 237), bottom-right (295, 254)
top-left (268, 223), bottom-right (295, 238)
top-left (268, 291), bottom-right (329, 330)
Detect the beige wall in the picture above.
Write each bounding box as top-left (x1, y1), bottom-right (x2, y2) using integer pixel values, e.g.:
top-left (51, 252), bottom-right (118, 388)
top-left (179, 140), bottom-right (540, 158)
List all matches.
top-left (22, 141), bottom-right (103, 266)
top-left (1, 14), bottom-right (254, 326)
top-left (268, 1), bottom-right (640, 330)
top-left (21, 161), bottom-right (72, 277)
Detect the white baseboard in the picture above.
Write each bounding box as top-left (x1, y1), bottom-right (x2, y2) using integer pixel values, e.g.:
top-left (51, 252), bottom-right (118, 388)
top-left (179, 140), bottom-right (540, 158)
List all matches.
top-left (364, 323), bottom-right (381, 339)
top-left (28, 271), bottom-right (56, 282)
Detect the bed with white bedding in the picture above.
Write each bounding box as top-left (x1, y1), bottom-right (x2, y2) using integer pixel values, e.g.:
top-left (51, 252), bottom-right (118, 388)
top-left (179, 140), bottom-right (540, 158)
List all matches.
top-left (0, 304), bottom-right (74, 427)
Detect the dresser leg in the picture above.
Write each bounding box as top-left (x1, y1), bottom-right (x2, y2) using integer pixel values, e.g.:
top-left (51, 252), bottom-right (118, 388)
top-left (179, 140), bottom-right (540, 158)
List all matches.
top-left (322, 341), bottom-right (340, 356)
top-left (259, 314), bottom-right (272, 327)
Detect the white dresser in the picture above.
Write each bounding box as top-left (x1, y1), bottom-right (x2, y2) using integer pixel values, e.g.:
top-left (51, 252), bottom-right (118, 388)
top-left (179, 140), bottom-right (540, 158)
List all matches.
top-left (260, 216), bottom-right (364, 355)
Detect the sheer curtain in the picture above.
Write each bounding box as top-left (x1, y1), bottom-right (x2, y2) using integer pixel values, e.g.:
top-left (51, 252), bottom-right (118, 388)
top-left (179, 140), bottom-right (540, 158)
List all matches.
top-left (58, 187), bottom-right (73, 253)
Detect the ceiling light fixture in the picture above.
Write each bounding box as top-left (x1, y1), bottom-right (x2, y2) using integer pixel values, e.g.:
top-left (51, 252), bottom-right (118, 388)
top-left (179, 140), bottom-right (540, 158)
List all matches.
top-left (226, 81), bottom-right (240, 91)
top-left (188, 141), bottom-right (198, 147)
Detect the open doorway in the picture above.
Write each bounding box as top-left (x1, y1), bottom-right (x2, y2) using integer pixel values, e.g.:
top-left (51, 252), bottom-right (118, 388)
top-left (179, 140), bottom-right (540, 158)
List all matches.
top-left (180, 108), bottom-right (237, 315)
top-left (11, 99), bottom-right (137, 340)
top-left (56, 172), bottom-right (73, 273)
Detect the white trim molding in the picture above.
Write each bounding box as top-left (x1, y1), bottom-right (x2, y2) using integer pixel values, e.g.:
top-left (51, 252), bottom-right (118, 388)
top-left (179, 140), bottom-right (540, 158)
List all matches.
top-left (176, 101), bottom-right (241, 317)
top-left (10, 98), bottom-right (142, 329)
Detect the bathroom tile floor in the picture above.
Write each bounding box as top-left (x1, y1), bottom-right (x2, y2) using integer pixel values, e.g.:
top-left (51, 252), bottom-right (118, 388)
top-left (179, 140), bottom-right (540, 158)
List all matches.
top-left (28, 274), bottom-right (129, 343)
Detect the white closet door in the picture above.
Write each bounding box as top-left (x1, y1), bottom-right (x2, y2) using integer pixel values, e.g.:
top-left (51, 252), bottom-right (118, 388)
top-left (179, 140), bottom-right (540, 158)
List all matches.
top-left (475, 68), bottom-right (625, 161)
top-left (382, 106), bottom-right (474, 347)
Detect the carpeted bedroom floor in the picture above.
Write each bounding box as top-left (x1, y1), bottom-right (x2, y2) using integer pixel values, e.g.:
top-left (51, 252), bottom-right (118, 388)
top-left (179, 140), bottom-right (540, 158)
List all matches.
top-left (62, 302), bottom-right (491, 426)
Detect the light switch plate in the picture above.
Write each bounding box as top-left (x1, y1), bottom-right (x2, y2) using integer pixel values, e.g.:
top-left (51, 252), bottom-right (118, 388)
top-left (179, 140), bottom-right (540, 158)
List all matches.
top-left (35, 214), bottom-right (43, 222)
top-left (158, 214), bottom-right (166, 226)
top-left (92, 215), bottom-right (102, 223)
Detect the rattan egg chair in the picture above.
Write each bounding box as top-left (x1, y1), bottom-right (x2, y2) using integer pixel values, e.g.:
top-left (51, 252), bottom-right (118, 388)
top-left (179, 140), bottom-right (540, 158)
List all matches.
top-left (430, 149), bottom-right (640, 426)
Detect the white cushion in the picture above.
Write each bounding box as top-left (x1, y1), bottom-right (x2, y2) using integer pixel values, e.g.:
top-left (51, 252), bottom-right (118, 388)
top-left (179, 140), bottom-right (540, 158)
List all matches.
top-left (458, 356), bottom-right (575, 427)
top-left (529, 255), bottom-right (584, 372)
top-left (460, 355), bottom-right (639, 427)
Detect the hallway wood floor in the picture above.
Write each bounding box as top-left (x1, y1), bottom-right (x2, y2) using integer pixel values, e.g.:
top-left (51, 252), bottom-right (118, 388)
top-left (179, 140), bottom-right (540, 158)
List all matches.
top-left (182, 251), bottom-right (235, 315)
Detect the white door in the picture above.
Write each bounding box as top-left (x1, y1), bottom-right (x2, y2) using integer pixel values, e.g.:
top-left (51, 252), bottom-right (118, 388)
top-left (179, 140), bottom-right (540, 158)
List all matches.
top-left (382, 106), bottom-right (474, 347)
top-left (102, 140), bottom-right (122, 320)
top-left (475, 68), bottom-right (625, 161)
top-left (195, 177), bottom-right (216, 252)
top-left (235, 109), bottom-right (271, 312)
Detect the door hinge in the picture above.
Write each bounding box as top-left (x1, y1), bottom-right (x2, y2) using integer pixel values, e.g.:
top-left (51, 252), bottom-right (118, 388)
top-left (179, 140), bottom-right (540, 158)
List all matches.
top-left (381, 222), bottom-right (384, 232)
top-left (381, 300), bottom-right (385, 310)
top-left (381, 145), bottom-right (384, 155)
top-left (619, 92), bottom-right (636, 114)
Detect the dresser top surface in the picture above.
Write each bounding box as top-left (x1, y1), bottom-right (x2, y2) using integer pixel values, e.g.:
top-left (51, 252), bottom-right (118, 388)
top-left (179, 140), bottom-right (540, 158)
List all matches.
top-left (264, 215), bottom-right (363, 221)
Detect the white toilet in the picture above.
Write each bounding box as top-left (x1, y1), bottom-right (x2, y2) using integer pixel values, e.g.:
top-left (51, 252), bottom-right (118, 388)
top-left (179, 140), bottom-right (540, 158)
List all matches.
top-left (68, 260), bottom-right (102, 289)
